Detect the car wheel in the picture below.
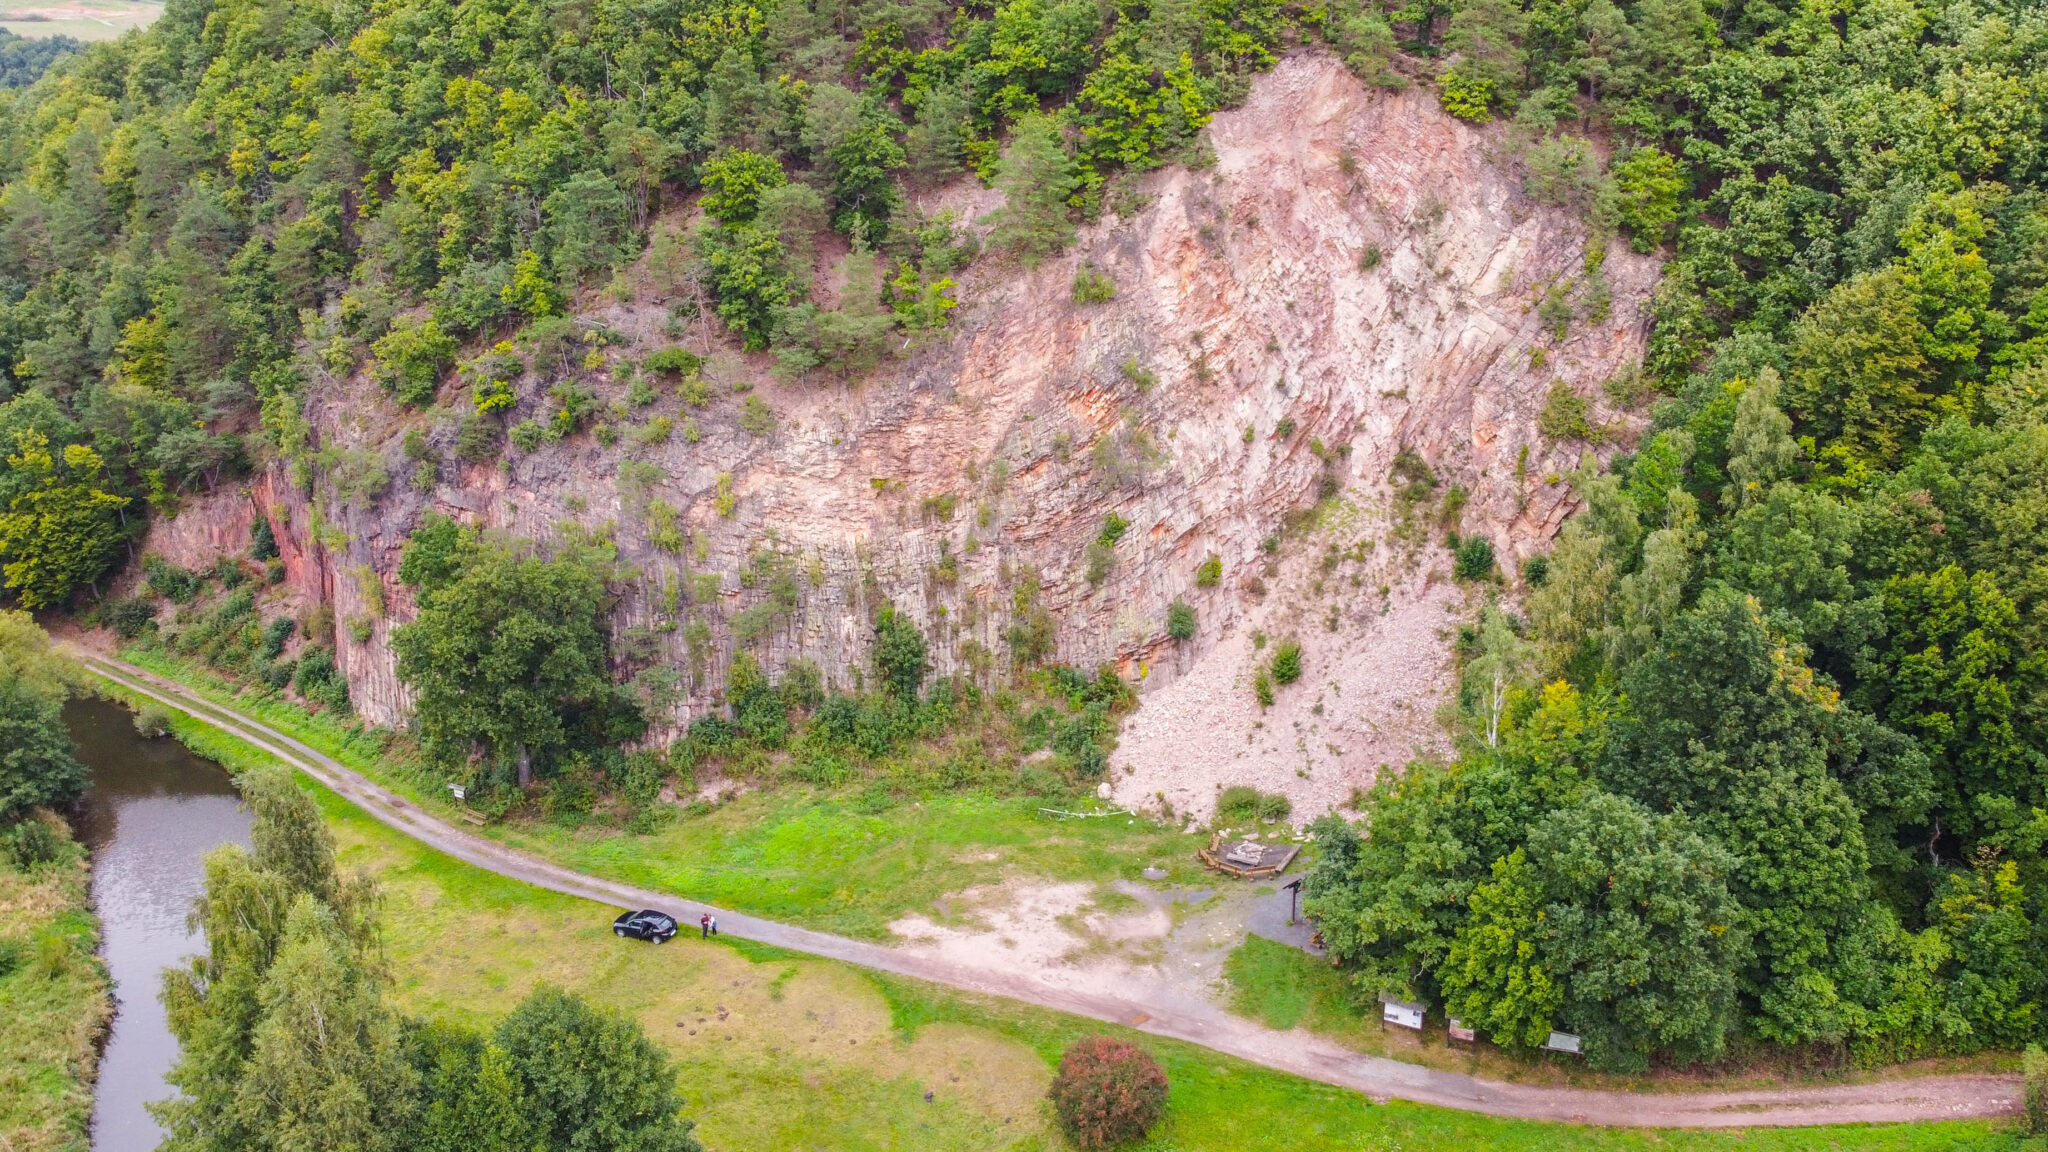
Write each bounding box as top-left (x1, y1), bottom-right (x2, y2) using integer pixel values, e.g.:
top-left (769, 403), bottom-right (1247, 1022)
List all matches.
top-left (656, 932), bottom-right (669, 944)
top-left (615, 927), bottom-right (626, 937)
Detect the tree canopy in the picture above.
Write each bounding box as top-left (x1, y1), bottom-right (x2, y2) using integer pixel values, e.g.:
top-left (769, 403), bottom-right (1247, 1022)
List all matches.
top-left (0, 0), bottom-right (1286, 610)
top-left (393, 516), bottom-right (635, 786)
top-left (0, 610), bottom-right (84, 824)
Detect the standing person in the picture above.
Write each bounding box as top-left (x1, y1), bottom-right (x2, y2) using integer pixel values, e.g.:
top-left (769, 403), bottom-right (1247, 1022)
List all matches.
top-left (700, 912), bottom-right (711, 939)
top-left (710, 915), bottom-right (719, 937)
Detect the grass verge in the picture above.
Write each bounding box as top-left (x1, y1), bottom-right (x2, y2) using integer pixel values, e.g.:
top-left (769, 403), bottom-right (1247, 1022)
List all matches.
top-left (113, 682), bottom-right (2031, 1151)
top-left (0, 817), bottom-right (111, 1152)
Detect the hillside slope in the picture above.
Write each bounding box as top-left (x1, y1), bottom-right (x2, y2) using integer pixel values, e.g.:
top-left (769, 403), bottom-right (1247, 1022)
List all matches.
top-left (147, 54), bottom-right (1651, 816)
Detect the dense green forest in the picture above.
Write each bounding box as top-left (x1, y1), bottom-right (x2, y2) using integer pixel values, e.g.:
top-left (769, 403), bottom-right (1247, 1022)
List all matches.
top-left (0, 0), bottom-right (2041, 1079)
top-left (1298, 0), bottom-right (2048, 1077)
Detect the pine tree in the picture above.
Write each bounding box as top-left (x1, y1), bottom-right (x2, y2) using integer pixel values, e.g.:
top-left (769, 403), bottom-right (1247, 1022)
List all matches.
top-left (989, 114), bottom-right (1079, 266)
top-left (812, 245), bottom-right (896, 377)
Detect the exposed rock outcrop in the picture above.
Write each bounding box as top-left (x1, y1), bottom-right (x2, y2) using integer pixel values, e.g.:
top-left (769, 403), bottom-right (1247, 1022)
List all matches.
top-left (146, 54), bottom-right (1655, 814)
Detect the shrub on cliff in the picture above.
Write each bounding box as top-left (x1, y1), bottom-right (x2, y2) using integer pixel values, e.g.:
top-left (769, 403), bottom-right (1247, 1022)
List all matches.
top-left (1270, 640), bottom-right (1302, 685)
top-left (1071, 265), bottom-right (1116, 304)
top-left (643, 347), bottom-right (703, 378)
top-left (1453, 535), bottom-right (1496, 582)
top-left (1049, 1036), bottom-right (1168, 1149)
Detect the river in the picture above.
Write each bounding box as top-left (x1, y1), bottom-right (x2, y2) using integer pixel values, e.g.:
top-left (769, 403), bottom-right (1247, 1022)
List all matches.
top-left (69, 696), bottom-right (250, 1152)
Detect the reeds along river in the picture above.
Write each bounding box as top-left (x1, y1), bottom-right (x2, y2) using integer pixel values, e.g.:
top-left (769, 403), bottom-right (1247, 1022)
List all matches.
top-left (68, 696), bottom-right (249, 1152)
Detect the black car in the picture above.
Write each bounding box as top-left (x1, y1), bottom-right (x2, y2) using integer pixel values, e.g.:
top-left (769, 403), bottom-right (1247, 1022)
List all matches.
top-left (613, 909), bottom-right (678, 943)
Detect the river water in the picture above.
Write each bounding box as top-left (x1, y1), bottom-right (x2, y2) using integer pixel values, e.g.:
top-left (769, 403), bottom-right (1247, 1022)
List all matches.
top-left (69, 696), bottom-right (250, 1152)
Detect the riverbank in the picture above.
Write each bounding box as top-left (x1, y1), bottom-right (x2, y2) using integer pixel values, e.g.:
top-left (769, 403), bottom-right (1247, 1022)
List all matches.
top-left (86, 652), bottom-right (2035, 1145)
top-left (0, 814), bottom-right (111, 1152)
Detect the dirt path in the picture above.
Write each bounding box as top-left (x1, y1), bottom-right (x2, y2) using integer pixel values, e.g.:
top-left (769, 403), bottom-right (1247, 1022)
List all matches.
top-left (76, 651), bottom-right (2024, 1129)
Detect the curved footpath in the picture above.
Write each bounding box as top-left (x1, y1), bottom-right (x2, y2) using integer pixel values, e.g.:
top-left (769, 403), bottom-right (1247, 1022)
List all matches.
top-left (76, 650), bottom-right (2022, 1129)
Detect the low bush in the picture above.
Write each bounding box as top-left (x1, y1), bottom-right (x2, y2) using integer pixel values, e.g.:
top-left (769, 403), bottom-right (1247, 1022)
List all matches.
top-left (455, 415), bottom-right (501, 463)
top-left (1049, 1036), bottom-right (1167, 1150)
top-left (291, 647), bottom-right (352, 713)
top-left (1072, 264), bottom-right (1117, 304)
top-left (1217, 785), bottom-right (1261, 821)
top-left (144, 557), bottom-right (202, 603)
top-left (1453, 535), bottom-right (1496, 582)
top-left (509, 419), bottom-right (546, 451)
top-left (105, 597), bottom-right (158, 639)
top-left (260, 616), bottom-right (295, 659)
top-left (1270, 640), bottom-right (1302, 685)
top-left (133, 704), bottom-right (172, 739)
top-left (1084, 541), bottom-right (1115, 585)
top-left (1538, 379), bottom-right (1592, 442)
top-left (643, 347), bottom-right (702, 377)
top-left (1217, 787), bottom-right (1291, 824)
top-left (739, 394), bottom-right (776, 436)
top-left (2, 818), bottom-right (65, 870)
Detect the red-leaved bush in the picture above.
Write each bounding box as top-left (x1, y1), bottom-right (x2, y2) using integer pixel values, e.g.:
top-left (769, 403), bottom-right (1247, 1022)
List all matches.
top-left (1048, 1035), bottom-right (1169, 1149)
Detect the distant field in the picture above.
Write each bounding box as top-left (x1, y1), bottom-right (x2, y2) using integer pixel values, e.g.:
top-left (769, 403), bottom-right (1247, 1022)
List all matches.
top-left (0, 0), bottom-right (157, 41)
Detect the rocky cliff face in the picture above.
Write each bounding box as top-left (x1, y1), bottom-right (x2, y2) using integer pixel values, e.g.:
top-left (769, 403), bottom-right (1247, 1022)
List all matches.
top-left (146, 53), bottom-right (1656, 816)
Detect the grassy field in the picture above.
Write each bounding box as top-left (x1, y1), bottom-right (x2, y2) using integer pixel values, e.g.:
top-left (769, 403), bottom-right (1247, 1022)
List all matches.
top-left (113, 679), bottom-right (2035, 1152)
top-left (492, 789), bottom-right (1208, 939)
top-left (0, 817), bottom-right (110, 1152)
top-left (0, 0), bottom-right (160, 41)
top-left (117, 648), bottom-right (1212, 940)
